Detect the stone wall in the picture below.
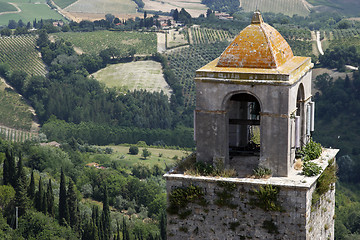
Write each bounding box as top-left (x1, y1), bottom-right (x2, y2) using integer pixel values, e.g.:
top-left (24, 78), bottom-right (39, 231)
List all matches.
top-left (165, 171), bottom-right (335, 240)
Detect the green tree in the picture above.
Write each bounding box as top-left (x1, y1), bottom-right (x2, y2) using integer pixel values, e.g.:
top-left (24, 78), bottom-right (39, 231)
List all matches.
top-left (160, 211), bottom-right (166, 240)
top-left (102, 186), bottom-right (110, 240)
top-left (0, 185), bottom-right (15, 210)
top-left (28, 171), bottom-right (35, 201)
top-left (129, 146), bottom-right (139, 155)
top-left (67, 179), bottom-right (79, 230)
top-left (35, 177), bottom-right (43, 212)
top-left (3, 147), bottom-right (16, 187)
top-left (142, 148), bottom-right (151, 159)
top-left (15, 154), bottom-right (29, 217)
top-left (59, 169), bottom-right (69, 225)
top-left (46, 179), bottom-right (54, 217)
top-left (122, 217), bottom-right (130, 240)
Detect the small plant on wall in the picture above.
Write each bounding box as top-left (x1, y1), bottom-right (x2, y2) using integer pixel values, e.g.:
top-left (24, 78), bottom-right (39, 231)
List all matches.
top-left (167, 184), bottom-right (206, 218)
top-left (251, 184), bottom-right (282, 211)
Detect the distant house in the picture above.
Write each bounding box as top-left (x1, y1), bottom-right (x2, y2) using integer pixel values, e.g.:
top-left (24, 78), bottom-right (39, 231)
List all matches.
top-left (53, 21), bottom-right (64, 27)
top-left (214, 12), bottom-right (233, 20)
top-left (40, 141), bottom-right (61, 147)
top-left (86, 162), bottom-right (99, 168)
top-left (85, 162), bottom-right (106, 169)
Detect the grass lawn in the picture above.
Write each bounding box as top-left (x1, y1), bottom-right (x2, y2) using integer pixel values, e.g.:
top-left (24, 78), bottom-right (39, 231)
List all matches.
top-left (93, 145), bottom-right (190, 169)
top-left (92, 60), bottom-right (172, 96)
top-left (0, 79), bottom-right (33, 130)
top-left (53, 0), bottom-right (77, 9)
top-left (0, 2), bottom-right (17, 13)
top-left (52, 31), bottom-right (157, 55)
top-left (64, 0), bottom-right (137, 14)
top-left (0, 1), bottom-right (65, 26)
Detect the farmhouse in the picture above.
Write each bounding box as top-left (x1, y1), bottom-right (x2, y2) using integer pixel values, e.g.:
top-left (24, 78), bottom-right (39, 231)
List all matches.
top-left (165, 11), bottom-right (338, 239)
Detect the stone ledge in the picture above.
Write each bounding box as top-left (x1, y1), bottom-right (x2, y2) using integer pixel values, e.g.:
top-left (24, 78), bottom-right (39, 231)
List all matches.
top-left (164, 148), bottom-right (338, 189)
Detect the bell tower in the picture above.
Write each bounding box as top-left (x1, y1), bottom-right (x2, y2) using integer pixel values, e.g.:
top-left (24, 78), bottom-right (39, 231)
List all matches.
top-left (165, 12), bottom-right (338, 240)
top-left (195, 11), bottom-right (312, 177)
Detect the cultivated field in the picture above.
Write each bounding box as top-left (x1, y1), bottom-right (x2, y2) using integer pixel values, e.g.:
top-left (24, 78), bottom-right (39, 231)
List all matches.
top-left (241, 0), bottom-right (310, 16)
top-left (0, 35), bottom-right (47, 76)
top-left (0, 0), bottom-right (65, 26)
top-left (64, 0), bottom-right (137, 15)
top-left (307, 0), bottom-right (360, 16)
top-left (52, 31), bottom-right (157, 55)
top-left (53, 0), bottom-right (77, 9)
top-left (92, 60), bottom-right (172, 97)
top-left (190, 26), bottom-right (233, 44)
top-left (0, 78), bottom-right (34, 131)
top-left (98, 144), bottom-right (190, 168)
top-left (143, 0), bottom-right (207, 17)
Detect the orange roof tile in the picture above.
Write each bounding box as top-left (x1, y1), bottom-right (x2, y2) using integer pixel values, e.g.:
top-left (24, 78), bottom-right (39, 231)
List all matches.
top-left (216, 11), bottom-right (294, 69)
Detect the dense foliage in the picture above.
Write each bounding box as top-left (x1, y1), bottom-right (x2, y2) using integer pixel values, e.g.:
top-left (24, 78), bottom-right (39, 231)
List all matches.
top-left (0, 136), bottom-right (168, 239)
top-left (201, 0), bottom-right (240, 13)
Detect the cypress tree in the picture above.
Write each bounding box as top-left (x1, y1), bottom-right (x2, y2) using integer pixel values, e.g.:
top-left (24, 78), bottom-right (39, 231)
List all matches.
top-left (67, 179), bottom-right (79, 230)
top-left (15, 154), bottom-right (29, 217)
top-left (35, 176), bottom-right (43, 211)
top-left (122, 217), bottom-right (130, 240)
top-left (3, 147), bottom-right (16, 187)
top-left (101, 186), bottom-right (110, 240)
top-left (28, 170), bottom-right (35, 201)
top-left (42, 190), bottom-right (47, 215)
top-left (160, 211), bottom-right (166, 240)
top-left (59, 169), bottom-right (69, 225)
top-left (116, 219), bottom-right (121, 240)
top-left (47, 179), bottom-right (54, 217)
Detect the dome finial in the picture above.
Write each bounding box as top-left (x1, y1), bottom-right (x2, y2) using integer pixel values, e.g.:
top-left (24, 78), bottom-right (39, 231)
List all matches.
top-left (251, 11), bottom-right (263, 24)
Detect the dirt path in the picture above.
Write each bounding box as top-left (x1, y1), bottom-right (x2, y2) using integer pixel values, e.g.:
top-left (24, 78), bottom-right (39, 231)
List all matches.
top-left (316, 31), bottom-right (324, 55)
top-left (0, 2), bottom-right (21, 15)
top-left (49, 0), bottom-right (77, 21)
top-left (157, 32), bottom-right (166, 53)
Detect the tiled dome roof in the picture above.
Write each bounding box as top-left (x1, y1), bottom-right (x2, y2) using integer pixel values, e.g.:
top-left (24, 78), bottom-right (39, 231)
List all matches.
top-left (216, 11), bottom-right (294, 69)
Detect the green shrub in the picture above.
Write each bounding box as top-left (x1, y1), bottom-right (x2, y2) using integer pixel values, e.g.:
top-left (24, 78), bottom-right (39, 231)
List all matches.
top-left (251, 185), bottom-right (282, 211)
top-left (312, 159), bottom-right (337, 205)
top-left (167, 185), bottom-right (206, 216)
top-left (302, 161), bottom-right (322, 177)
top-left (301, 138), bottom-right (322, 161)
top-left (129, 146), bottom-right (139, 155)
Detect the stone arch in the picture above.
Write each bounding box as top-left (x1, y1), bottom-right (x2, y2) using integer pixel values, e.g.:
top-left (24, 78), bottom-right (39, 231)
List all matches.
top-left (224, 91), bottom-right (262, 157)
top-left (296, 83), bottom-right (306, 147)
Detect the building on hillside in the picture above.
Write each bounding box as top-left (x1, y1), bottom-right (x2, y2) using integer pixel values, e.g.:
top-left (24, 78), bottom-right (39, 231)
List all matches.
top-left (165, 11), bottom-right (338, 239)
top-left (214, 12), bottom-right (233, 20)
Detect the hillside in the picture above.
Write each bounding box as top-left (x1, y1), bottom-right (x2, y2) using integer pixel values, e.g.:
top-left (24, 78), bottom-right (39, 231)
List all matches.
top-left (92, 60), bottom-right (172, 97)
top-left (308, 0), bottom-right (360, 16)
top-left (52, 31), bottom-right (157, 55)
top-left (0, 35), bottom-right (47, 76)
top-left (241, 0), bottom-right (310, 16)
top-left (0, 0), bottom-right (65, 26)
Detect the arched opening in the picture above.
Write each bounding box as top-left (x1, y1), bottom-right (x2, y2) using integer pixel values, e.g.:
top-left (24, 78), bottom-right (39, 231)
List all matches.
top-left (296, 84), bottom-right (305, 147)
top-left (227, 93), bottom-right (261, 157)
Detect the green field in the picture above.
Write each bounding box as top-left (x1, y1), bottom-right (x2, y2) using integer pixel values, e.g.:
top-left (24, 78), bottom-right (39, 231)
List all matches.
top-left (53, 0), bottom-right (77, 9)
top-left (64, 0), bottom-right (137, 14)
top-left (52, 31), bottom-right (157, 55)
top-left (92, 60), bottom-right (172, 96)
top-left (0, 0), bottom-right (65, 26)
top-left (0, 35), bottom-right (47, 76)
top-left (0, 2), bottom-right (17, 13)
top-left (241, 0), bottom-right (310, 16)
top-left (0, 79), bottom-right (33, 131)
top-left (94, 144), bottom-right (190, 169)
top-left (307, 0), bottom-right (360, 16)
